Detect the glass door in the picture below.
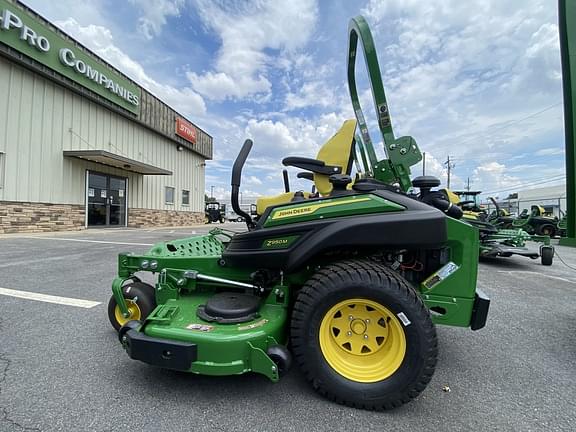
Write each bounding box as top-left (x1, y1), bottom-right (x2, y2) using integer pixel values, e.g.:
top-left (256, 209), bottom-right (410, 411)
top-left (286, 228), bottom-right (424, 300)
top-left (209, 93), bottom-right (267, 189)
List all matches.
top-left (87, 171), bottom-right (127, 227)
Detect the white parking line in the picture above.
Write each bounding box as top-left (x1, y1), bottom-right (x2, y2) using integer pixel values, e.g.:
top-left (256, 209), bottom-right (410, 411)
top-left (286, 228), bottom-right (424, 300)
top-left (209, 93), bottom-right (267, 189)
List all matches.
top-left (18, 236), bottom-right (153, 246)
top-left (0, 250), bottom-right (104, 269)
top-left (0, 287), bottom-right (101, 308)
top-left (497, 270), bottom-right (576, 285)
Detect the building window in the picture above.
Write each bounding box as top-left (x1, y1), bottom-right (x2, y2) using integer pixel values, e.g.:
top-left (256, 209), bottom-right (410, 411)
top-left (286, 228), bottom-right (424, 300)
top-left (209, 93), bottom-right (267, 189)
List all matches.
top-left (182, 190), bottom-right (190, 206)
top-left (165, 186), bottom-right (175, 204)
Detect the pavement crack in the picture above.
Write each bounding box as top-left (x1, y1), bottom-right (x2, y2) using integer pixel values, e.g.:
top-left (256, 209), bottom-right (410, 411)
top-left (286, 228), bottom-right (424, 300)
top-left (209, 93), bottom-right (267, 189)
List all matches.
top-left (0, 330), bottom-right (41, 431)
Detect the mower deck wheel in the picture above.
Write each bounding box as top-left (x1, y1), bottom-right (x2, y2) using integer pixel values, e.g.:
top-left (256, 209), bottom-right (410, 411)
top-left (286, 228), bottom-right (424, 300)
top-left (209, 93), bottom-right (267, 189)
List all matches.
top-left (540, 246), bottom-right (554, 266)
top-left (267, 345), bottom-right (293, 376)
top-left (108, 281), bottom-right (156, 331)
top-left (291, 259), bottom-right (437, 410)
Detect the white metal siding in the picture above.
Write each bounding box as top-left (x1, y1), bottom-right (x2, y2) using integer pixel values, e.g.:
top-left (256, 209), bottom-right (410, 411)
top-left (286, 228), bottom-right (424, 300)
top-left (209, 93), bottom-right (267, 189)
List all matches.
top-left (0, 57), bottom-right (205, 212)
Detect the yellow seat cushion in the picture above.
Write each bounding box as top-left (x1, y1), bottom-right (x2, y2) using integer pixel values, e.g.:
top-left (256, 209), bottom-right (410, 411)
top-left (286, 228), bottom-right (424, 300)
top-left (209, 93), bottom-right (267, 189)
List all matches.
top-left (256, 192), bottom-right (311, 216)
top-left (314, 119), bottom-right (357, 195)
top-left (441, 189), bottom-right (461, 205)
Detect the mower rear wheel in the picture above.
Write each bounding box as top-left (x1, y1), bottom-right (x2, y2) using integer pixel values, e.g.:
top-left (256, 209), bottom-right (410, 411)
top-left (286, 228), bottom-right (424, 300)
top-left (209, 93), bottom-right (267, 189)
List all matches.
top-left (536, 224), bottom-right (556, 237)
top-left (108, 281), bottom-right (156, 331)
top-left (291, 259), bottom-right (437, 410)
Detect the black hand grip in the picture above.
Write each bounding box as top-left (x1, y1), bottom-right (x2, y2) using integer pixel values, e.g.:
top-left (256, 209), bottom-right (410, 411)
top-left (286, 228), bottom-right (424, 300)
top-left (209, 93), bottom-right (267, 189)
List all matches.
top-left (230, 139), bottom-right (254, 228)
top-left (232, 139), bottom-right (253, 187)
top-left (297, 172), bottom-right (314, 180)
top-left (283, 169), bottom-right (290, 192)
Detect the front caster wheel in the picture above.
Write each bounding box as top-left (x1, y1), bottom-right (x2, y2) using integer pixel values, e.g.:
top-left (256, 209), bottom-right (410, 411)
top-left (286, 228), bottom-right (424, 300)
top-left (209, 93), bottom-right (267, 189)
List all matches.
top-left (108, 282), bottom-right (156, 331)
top-left (291, 259), bottom-right (437, 410)
top-left (118, 320), bottom-right (142, 343)
top-left (267, 345), bottom-right (292, 376)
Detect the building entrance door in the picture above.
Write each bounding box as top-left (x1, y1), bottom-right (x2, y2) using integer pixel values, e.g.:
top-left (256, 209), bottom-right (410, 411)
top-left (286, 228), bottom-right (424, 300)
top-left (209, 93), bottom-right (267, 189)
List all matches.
top-left (87, 171), bottom-right (127, 227)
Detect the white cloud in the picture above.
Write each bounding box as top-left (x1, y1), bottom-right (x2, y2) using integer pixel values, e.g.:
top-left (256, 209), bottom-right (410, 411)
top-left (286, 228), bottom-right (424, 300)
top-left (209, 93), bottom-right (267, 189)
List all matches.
top-left (244, 111), bottom-right (352, 160)
top-left (129, 0), bottom-right (184, 40)
top-left (186, 71), bottom-right (271, 102)
top-left (23, 0), bottom-right (109, 27)
top-left (189, 0), bottom-right (318, 101)
top-left (245, 175), bottom-right (263, 186)
top-left (246, 119), bottom-right (298, 149)
top-left (284, 81), bottom-right (337, 111)
top-left (535, 147), bottom-right (564, 156)
top-left (472, 162), bottom-right (522, 195)
top-left (54, 18), bottom-right (206, 117)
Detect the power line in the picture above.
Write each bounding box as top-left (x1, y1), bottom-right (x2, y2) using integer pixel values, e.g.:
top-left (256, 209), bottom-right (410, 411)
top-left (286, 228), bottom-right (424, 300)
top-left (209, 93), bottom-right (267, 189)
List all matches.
top-left (482, 175), bottom-right (566, 195)
top-left (443, 102), bottom-right (562, 150)
top-left (483, 174), bottom-right (565, 194)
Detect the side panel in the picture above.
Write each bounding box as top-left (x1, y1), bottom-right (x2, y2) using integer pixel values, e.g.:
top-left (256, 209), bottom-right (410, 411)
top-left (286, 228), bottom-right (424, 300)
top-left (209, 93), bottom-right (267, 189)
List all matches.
top-left (421, 217), bottom-right (480, 327)
top-left (263, 194), bottom-right (405, 227)
top-left (225, 191), bottom-right (447, 272)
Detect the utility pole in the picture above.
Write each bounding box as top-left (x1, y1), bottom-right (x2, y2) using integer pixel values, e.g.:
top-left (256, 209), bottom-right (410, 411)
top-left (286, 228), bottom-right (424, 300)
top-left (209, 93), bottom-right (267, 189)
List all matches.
top-left (210, 185), bottom-right (214, 199)
top-left (466, 177), bottom-right (470, 192)
top-left (444, 155), bottom-right (455, 189)
top-left (422, 152), bottom-right (426, 176)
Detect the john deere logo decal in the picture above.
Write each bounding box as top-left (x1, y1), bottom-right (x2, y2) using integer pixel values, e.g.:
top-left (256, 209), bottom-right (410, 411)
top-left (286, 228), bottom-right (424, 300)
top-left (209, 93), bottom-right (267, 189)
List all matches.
top-left (275, 207), bottom-right (314, 218)
top-left (271, 197), bottom-right (371, 220)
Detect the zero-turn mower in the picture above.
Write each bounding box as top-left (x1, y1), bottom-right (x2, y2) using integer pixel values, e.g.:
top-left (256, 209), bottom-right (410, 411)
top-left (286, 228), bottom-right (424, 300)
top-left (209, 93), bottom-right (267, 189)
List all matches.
top-left (107, 16), bottom-right (489, 410)
top-left (443, 193), bottom-right (554, 265)
top-left (509, 205), bottom-right (559, 237)
top-left (205, 201), bottom-right (225, 224)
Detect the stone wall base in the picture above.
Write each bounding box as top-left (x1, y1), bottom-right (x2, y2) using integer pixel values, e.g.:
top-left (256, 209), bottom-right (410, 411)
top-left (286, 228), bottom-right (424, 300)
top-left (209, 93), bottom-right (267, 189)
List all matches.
top-left (128, 208), bottom-right (204, 228)
top-left (0, 201), bottom-right (84, 234)
top-left (0, 201), bottom-right (205, 234)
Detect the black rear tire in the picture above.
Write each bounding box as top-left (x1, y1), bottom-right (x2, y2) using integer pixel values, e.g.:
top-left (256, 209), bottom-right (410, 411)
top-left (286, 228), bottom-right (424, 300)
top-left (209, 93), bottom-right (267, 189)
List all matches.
top-left (291, 259), bottom-right (437, 410)
top-left (536, 224), bottom-right (556, 237)
top-left (108, 281), bottom-right (156, 331)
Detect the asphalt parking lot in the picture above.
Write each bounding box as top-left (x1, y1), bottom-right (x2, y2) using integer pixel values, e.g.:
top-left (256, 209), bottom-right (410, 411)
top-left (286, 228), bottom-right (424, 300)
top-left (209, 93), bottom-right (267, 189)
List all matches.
top-left (1, 224), bottom-right (575, 431)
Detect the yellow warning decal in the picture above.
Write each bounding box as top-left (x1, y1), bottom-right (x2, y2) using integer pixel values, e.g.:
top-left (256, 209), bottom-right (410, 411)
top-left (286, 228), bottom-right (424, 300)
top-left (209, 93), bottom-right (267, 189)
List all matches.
top-left (271, 197), bottom-right (371, 220)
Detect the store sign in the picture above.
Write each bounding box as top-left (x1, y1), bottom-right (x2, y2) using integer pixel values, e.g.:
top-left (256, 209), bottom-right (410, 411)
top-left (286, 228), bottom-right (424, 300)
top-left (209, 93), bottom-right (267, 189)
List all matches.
top-left (175, 117), bottom-right (197, 144)
top-left (0, 0), bottom-right (140, 114)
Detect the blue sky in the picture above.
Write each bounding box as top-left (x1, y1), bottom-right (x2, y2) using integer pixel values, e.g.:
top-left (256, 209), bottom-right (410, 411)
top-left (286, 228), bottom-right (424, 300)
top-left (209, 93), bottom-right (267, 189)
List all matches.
top-left (23, 0), bottom-right (566, 201)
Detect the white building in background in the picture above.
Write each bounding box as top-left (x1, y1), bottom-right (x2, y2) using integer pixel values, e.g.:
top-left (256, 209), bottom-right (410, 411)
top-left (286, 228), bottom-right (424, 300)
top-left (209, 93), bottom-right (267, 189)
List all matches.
top-left (488, 184), bottom-right (567, 217)
top-left (516, 185), bottom-right (566, 217)
top-left (0, 0), bottom-right (212, 233)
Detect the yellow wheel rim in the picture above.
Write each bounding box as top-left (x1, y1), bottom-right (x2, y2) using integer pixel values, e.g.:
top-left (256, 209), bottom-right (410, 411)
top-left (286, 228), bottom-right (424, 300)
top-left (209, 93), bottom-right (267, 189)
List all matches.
top-left (114, 300), bottom-right (141, 327)
top-left (319, 299), bottom-right (406, 382)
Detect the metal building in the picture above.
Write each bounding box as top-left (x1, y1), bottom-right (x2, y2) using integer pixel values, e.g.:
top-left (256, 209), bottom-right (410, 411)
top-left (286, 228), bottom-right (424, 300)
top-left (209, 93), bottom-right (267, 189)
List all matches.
top-left (0, 0), bottom-right (212, 233)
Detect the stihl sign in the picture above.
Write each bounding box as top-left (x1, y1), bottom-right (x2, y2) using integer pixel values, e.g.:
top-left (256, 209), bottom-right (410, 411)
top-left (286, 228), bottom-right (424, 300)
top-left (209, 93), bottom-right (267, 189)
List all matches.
top-left (175, 117), bottom-right (196, 144)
